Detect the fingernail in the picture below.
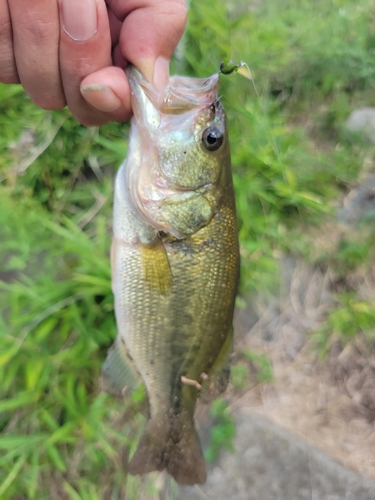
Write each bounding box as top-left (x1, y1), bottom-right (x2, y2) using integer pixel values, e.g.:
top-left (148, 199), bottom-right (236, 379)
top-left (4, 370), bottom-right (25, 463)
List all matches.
top-left (81, 84), bottom-right (121, 113)
top-left (60, 0), bottom-right (98, 41)
top-left (153, 56), bottom-right (170, 91)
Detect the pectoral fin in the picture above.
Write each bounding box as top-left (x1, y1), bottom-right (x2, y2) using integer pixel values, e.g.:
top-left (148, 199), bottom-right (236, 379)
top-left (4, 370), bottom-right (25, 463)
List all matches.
top-left (101, 337), bottom-right (142, 397)
top-left (140, 237), bottom-right (172, 295)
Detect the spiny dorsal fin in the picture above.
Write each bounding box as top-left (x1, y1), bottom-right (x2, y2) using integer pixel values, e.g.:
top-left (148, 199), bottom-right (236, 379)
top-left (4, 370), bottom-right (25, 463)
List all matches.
top-left (101, 338), bottom-right (142, 397)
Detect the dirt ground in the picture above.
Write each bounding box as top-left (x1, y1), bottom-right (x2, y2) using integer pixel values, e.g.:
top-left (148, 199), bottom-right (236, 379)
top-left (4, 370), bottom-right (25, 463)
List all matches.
top-left (232, 247), bottom-right (375, 480)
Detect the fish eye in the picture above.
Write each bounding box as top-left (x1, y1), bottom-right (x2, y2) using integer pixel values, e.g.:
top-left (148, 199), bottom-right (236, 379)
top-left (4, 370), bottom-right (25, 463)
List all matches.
top-left (202, 126), bottom-right (224, 152)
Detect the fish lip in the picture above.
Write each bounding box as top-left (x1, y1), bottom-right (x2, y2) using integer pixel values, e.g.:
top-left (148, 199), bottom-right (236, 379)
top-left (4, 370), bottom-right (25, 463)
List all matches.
top-left (125, 65), bottom-right (220, 114)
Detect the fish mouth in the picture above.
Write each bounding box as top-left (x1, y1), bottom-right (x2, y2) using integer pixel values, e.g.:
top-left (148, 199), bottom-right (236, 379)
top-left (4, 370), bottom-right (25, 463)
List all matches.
top-left (126, 65), bottom-right (220, 115)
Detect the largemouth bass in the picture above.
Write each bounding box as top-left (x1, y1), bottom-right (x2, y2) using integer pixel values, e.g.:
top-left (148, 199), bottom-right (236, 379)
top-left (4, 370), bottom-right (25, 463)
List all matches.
top-left (103, 65), bottom-right (240, 485)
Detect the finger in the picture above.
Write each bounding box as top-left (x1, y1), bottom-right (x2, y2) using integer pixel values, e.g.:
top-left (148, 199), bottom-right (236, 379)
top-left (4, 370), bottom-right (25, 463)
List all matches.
top-left (106, 0), bottom-right (187, 87)
top-left (59, 0), bottom-right (114, 126)
top-left (112, 43), bottom-right (126, 69)
top-left (81, 66), bottom-right (132, 121)
top-left (108, 7), bottom-right (122, 48)
top-left (8, 0), bottom-right (65, 109)
top-left (0, 0), bottom-right (19, 83)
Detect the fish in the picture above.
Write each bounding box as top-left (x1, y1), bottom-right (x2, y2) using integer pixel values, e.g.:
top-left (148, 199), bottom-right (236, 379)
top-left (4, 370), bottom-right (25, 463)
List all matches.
top-left (102, 65), bottom-right (240, 485)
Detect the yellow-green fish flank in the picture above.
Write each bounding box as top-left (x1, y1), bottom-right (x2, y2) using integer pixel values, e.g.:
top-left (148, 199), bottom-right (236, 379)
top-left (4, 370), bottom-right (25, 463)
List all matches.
top-left (104, 66), bottom-right (240, 485)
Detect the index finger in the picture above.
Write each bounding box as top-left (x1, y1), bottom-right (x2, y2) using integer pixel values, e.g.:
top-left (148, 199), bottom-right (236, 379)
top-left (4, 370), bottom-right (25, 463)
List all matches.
top-left (107, 0), bottom-right (187, 86)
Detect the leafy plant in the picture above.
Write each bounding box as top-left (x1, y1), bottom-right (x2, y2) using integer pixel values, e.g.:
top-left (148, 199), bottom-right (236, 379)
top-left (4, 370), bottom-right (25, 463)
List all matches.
top-left (204, 399), bottom-right (235, 463)
top-left (230, 363), bottom-right (250, 390)
top-left (244, 351), bottom-right (274, 384)
top-left (231, 351), bottom-right (273, 390)
top-left (314, 294), bottom-right (375, 356)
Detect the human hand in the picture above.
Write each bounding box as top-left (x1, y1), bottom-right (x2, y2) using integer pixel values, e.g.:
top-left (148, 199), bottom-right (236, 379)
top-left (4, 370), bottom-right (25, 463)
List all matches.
top-left (0, 0), bottom-right (187, 126)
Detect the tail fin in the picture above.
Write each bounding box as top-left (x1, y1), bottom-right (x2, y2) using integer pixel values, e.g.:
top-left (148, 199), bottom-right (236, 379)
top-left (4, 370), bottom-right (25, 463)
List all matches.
top-left (128, 412), bottom-right (206, 485)
top-left (166, 416), bottom-right (207, 485)
top-left (127, 417), bottom-right (167, 475)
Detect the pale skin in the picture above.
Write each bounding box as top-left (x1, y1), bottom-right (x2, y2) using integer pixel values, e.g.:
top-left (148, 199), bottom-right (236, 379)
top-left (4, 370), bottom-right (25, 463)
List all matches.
top-left (0, 0), bottom-right (187, 126)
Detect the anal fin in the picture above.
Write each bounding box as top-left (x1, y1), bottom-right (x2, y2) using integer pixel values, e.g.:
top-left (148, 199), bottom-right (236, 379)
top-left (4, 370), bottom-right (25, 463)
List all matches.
top-left (200, 327), bottom-right (233, 403)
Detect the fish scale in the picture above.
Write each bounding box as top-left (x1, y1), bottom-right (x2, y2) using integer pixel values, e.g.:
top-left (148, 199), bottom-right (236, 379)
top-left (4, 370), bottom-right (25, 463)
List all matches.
top-left (104, 66), bottom-right (240, 485)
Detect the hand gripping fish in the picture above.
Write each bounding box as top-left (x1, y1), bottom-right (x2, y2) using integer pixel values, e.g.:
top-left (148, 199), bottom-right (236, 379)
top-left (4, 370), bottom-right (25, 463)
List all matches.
top-left (102, 66), bottom-right (240, 485)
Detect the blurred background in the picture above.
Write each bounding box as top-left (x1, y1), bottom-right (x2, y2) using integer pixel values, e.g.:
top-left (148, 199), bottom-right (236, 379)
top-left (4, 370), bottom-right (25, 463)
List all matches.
top-left (1, 0), bottom-right (375, 498)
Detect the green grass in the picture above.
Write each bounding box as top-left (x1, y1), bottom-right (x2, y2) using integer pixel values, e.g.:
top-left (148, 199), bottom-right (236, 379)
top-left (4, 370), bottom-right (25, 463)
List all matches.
top-left (230, 350), bottom-right (274, 390)
top-left (314, 294), bottom-right (375, 356)
top-left (2, 0), bottom-right (375, 496)
top-left (204, 399), bottom-right (235, 463)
